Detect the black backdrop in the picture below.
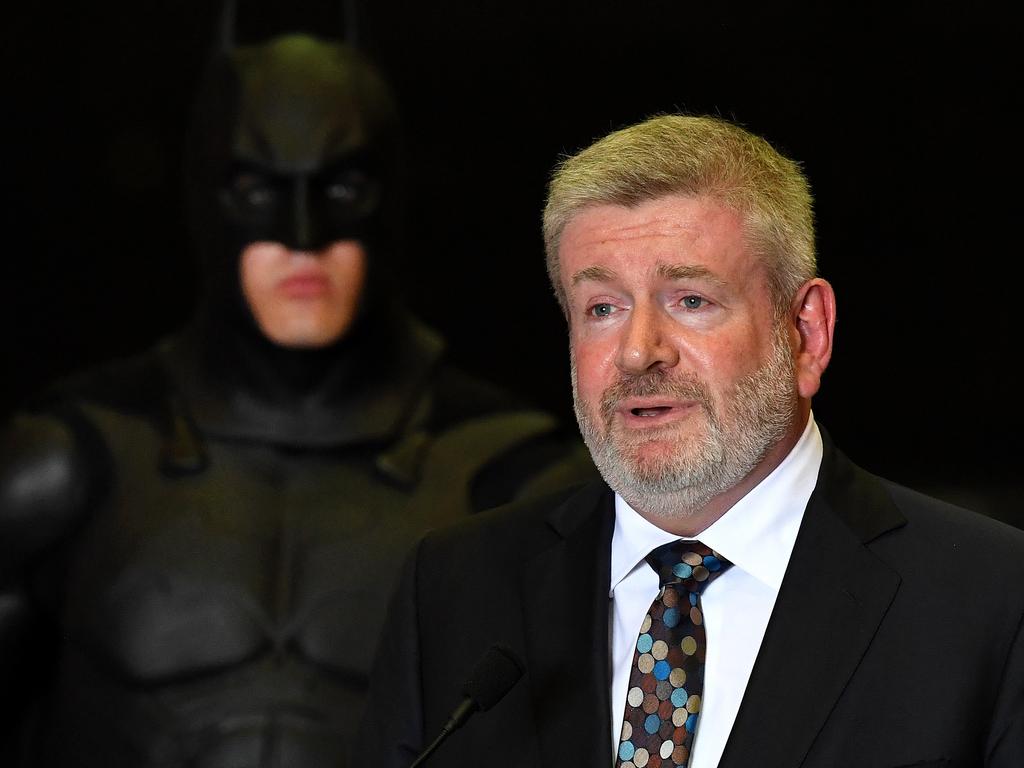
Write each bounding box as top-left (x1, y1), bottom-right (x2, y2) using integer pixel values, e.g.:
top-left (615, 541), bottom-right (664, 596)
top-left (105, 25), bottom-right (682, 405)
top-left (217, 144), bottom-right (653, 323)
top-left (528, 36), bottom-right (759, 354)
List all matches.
top-left (4, 2), bottom-right (1021, 523)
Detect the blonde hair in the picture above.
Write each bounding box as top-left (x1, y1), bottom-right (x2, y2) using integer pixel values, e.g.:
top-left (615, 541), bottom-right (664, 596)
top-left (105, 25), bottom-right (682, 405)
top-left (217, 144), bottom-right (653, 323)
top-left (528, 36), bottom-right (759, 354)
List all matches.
top-left (543, 114), bottom-right (816, 316)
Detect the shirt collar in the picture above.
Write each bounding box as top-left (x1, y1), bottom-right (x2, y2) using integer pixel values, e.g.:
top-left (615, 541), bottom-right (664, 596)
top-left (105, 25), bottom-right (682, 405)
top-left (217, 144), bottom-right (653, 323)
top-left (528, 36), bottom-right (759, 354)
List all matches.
top-left (610, 415), bottom-right (823, 595)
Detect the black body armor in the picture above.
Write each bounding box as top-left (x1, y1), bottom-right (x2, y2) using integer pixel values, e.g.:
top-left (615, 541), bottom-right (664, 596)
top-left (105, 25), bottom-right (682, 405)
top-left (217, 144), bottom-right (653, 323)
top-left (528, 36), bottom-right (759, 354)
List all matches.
top-left (0, 34), bottom-right (593, 767)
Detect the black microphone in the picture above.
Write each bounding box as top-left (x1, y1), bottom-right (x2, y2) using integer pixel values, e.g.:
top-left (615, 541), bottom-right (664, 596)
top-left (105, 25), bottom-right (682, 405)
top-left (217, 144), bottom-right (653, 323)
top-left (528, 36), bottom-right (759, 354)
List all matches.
top-left (408, 643), bottom-right (525, 767)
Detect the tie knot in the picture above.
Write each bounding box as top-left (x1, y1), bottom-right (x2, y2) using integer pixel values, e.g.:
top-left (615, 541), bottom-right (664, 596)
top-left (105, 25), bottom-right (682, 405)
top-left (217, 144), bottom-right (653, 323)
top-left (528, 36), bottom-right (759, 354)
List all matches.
top-left (645, 540), bottom-right (732, 593)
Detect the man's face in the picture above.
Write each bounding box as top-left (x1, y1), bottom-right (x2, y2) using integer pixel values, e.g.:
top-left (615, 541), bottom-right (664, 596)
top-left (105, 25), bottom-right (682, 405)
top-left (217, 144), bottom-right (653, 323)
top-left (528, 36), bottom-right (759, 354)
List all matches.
top-left (240, 239), bottom-right (366, 348)
top-left (560, 194), bottom-right (800, 522)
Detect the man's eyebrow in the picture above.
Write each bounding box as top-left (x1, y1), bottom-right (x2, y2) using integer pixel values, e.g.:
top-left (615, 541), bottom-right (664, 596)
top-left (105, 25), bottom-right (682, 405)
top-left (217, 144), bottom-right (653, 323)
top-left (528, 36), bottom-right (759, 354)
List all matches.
top-left (571, 265), bottom-right (618, 286)
top-left (657, 263), bottom-right (726, 286)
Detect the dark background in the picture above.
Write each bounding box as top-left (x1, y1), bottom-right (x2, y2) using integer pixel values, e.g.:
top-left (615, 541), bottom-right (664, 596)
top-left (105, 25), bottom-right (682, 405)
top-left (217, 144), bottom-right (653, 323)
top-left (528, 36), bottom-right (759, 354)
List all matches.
top-left (4, 2), bottom-right (1021, 523)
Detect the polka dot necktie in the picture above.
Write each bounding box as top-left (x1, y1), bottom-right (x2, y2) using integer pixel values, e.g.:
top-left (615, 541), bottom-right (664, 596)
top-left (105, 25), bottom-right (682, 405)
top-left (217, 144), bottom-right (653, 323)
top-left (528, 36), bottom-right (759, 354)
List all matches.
top-left (614, 540), bottom-right (733, 768)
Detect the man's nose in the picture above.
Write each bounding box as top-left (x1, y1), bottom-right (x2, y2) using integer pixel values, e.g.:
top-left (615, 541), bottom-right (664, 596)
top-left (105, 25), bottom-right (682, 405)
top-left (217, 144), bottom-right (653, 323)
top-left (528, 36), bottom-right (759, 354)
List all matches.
top-left (286, 177), bottom-right (331, 253)
top-left (290, 178), bottom-right (314, 251)
top-left (615, 304), bottom-right (680, 375)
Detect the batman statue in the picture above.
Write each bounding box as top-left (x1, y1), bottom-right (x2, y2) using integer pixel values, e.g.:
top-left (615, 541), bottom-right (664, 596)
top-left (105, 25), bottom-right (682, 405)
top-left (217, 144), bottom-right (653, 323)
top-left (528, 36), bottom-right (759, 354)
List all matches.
top-left (0, 32), bottom-right (593, 767)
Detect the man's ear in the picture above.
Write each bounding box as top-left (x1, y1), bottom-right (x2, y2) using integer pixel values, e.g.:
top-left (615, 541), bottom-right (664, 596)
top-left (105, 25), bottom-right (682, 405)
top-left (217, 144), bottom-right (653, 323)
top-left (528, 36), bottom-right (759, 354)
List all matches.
top-left (790, 278), bottom-right (836, 399)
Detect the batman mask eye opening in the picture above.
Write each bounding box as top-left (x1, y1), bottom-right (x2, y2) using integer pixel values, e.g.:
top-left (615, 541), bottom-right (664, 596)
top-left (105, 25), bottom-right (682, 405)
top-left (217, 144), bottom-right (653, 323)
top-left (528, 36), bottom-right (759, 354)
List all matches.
top-left (223, 167), bottom-right (282, 214)
top-left (322, 171), bottom-right (379, 219)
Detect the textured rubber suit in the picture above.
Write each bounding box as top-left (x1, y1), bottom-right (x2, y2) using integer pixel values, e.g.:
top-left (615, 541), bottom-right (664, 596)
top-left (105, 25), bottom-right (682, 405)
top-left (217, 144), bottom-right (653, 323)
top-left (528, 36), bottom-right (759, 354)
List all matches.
top-left (0, 35), bottom-right (592, 767)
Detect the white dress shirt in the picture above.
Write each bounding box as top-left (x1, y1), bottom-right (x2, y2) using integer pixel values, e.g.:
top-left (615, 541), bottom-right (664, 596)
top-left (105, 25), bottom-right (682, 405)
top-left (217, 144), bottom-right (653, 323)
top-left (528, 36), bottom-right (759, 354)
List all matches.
top-left (609, 417), bottom-right (823, 767)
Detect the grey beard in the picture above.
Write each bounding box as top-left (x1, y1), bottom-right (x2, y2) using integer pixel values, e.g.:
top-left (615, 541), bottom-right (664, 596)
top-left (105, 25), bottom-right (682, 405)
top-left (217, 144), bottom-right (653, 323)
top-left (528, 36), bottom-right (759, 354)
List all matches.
top-left (571, 326), bottom-right (797, 521)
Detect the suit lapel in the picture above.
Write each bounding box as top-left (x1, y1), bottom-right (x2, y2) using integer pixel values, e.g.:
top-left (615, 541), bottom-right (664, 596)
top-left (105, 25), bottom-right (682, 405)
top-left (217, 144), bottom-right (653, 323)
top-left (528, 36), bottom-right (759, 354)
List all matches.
top-left (520, 481), bottom-right (615, 766)
top-left (719, 437), bottom-right (906, 768)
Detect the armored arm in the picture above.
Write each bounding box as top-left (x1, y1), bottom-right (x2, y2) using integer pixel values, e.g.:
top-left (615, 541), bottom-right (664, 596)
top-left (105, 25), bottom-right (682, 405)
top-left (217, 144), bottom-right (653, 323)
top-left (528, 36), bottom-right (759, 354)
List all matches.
top-left (0, 409), bottom-right (100, 761)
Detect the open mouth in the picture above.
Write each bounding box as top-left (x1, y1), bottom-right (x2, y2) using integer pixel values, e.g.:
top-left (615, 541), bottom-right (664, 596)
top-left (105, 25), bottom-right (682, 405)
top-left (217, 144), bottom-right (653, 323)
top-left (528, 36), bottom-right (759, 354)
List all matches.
top-left (617, 400), bottom-right (698, 427)
top-left (631, 406), bottom-right (674, 417)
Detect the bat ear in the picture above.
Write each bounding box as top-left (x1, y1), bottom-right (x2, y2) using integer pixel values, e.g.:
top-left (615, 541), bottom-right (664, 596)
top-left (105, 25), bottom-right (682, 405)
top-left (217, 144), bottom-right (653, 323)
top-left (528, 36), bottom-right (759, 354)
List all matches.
top-left (343, 0), bottom-right (360, 47)
top-left (218, 0), bottom-right (237, 55)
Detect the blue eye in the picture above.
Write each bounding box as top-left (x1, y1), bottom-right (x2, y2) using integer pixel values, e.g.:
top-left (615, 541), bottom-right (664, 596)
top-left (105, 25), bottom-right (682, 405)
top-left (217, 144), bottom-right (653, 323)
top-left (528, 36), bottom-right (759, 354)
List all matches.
top-left (680, 295), bottom-right (705, 309)
top-left (590, 303), bottom-right (615, 317)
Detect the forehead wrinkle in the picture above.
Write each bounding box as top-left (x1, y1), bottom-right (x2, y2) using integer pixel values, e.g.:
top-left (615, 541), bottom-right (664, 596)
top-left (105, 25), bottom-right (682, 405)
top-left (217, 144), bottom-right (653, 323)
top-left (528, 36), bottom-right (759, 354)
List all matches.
top-left (579, 215), bottom-right (697, 246)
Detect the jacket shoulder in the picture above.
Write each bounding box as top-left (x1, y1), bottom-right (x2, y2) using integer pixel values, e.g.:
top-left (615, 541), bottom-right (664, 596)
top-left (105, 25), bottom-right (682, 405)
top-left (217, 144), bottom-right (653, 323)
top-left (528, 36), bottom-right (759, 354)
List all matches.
top-left (880, 478), bottom-right (1024, 568)
top-left (420, 480), bottom-right (607, 563)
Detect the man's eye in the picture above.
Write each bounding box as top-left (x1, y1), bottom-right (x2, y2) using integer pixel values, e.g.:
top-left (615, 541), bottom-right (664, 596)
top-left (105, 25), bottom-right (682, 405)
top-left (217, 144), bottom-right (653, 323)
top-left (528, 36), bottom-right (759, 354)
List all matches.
top-left (680, 295), bottom-right (706, 309)
top-left (589, 303), bottom-right (616, 317)
top-left (325, 181), bottom-right (358, 203)
top-left (244, 187), bottom-right (275, 207)
top-left (229, 174), bottom-right (277, 208)
top-left (323, 170), bottom-right (371, 203)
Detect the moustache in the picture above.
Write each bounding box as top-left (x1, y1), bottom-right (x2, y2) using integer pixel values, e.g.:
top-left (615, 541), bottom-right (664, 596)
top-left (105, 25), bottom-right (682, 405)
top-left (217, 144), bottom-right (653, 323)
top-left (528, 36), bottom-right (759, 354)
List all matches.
top-left (598, 372), bottom-right (714, 422)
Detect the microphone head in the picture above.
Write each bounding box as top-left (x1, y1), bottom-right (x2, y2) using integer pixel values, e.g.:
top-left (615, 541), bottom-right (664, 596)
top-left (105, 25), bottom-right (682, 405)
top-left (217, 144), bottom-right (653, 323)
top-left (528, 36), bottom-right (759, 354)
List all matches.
top-left (461, 643), bottom-right (525, 712)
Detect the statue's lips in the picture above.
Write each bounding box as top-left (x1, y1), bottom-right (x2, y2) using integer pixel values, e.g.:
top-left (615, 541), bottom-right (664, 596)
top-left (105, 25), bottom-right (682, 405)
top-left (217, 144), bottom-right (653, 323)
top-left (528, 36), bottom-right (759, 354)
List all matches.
top-left (615, 398), bottom-right (699, 428)
top-left (278, 273), bottom-right (331, 298)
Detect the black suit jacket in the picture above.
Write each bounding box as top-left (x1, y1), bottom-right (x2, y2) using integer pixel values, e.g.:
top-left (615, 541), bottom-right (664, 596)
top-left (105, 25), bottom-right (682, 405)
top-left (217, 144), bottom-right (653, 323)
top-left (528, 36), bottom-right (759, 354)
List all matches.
top-left (358, 437), bottom-right (1024, 767)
